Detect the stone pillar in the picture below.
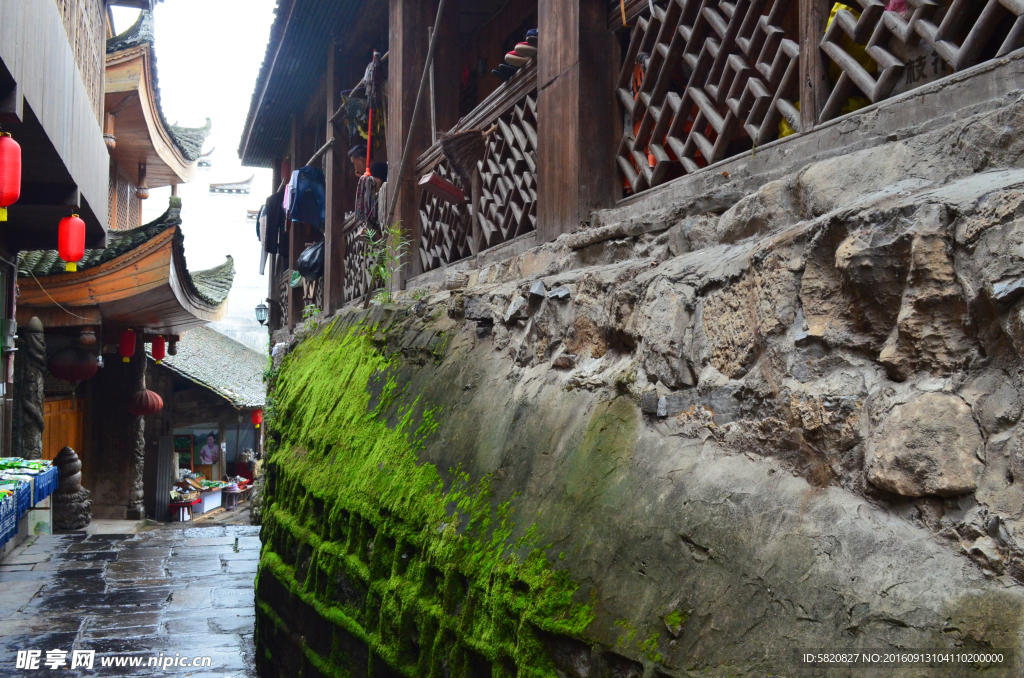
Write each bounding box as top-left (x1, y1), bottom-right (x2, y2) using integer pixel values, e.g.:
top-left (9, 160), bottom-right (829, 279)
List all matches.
top-left (12, 317), bottom-right (45, 460)
top-left (53, 446), bottom-right (92, 531)
top-left (126, 331), bottom-right (146, 520)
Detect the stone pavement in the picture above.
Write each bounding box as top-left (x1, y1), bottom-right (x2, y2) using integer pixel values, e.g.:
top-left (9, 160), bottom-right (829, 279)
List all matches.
top-left (0, 525), bottom-right (259, 677)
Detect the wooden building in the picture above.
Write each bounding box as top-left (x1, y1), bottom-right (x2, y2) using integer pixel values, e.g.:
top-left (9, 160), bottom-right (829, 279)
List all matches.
top-left (9, 6), bottom-right (225, 521)
top-left (240, 0), bottom-right (1024, 339)
top-left (17, 197), bottom-right (234, 519)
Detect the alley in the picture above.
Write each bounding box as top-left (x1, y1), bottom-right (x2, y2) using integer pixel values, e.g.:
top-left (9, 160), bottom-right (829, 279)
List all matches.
top-left (0, 526), bottom-right (259, 677)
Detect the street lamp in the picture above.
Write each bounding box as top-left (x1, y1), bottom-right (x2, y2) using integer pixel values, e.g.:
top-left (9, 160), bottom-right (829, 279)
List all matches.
top-left (255, 301), bottom-right (269, 326)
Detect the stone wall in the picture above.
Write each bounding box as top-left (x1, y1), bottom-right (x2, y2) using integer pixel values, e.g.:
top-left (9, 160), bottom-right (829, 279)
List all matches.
top-left (256, 95), bottom-right (1024, 677)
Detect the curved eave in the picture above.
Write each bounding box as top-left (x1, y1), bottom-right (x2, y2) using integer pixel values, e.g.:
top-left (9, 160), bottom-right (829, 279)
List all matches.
top-left (17, 226), bottom-right (227, 334)
top-left (106, 45), bottom-right (197, 187)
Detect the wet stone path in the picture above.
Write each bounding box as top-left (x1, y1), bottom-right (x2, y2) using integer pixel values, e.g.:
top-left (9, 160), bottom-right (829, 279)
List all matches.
top-left (0, 525), bottom-right (259, 677)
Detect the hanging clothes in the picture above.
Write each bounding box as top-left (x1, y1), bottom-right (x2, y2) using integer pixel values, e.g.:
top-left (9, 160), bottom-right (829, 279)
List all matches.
top-left (290, 166), bottom-right (326, 229)
top-left (259, 209), bottom-right (269, 275)
top-left (263, 189), bottom-right (286, 256)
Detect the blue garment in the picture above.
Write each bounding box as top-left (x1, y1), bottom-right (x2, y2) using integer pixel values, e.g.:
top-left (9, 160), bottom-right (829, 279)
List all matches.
top-left (290, 166), bottom-right (326, 229)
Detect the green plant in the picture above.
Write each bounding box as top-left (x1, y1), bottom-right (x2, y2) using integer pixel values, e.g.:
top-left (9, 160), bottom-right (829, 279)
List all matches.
top-left (411, 287), bottom-right (429, 301)
top-left (302, 304), bottom-right (322, 328)
top-left (364, 221), bottom-right (411, 304)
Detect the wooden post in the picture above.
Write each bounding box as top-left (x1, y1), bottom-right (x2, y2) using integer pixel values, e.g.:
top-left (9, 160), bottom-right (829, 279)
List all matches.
top-left (389, 0), bottom-right (452, 285)
top-left (536, 0), bottom-right (618, 244)
top-left (287, 116), bottom-right (303, 330)
top-left (799, 0), bottom-right (829, 132)
top-left (324, 39), bottom-right (346, 314)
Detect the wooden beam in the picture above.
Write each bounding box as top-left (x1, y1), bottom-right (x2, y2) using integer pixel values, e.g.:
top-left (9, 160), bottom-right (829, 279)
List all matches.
top-left (536, 0), bottom-right (618, 243)
top-left (799, 0), bottom-right (829, 131)
top-left (17, 305), bottom-right (102, 329)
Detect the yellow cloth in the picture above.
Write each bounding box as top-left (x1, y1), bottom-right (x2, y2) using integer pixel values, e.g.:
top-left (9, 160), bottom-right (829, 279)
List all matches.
top-left (827, 3), bottom-right (877, 81)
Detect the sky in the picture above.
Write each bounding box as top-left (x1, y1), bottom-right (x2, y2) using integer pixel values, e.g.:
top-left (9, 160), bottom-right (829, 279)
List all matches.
top-left (110, 1), bottom-right (278, 354)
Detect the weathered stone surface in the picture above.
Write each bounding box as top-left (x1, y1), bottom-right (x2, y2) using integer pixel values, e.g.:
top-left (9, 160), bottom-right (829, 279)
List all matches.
top-left (867, 393), bottom-right (984, 497)
top-left (547, 285), bottom-right (571, 300)
top-left (529, 280), bottom-right (546, 299)
top-left (503, 296), bottom-right (528, 323)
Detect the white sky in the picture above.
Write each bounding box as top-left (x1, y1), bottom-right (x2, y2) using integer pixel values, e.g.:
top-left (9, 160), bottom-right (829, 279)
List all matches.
top-left (111, 1), bottom-right (278, 353)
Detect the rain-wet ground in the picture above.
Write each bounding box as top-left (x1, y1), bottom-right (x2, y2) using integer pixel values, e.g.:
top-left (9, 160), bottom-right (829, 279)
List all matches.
top-left (0, 525), bottom-right (259, 677)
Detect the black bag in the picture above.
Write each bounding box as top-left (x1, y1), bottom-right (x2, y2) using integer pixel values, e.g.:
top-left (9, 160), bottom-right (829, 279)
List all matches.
top-left (296, 241), bottom-right (325, 281)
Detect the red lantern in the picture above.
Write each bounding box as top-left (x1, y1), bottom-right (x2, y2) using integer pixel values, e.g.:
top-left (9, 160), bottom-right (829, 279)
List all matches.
top-left (119, 329), bottom-right (136, 363)
top-left (128, 389), bottom-right (164, 416)
top-left (252, 409), bottom-right (263, 429)
top-left (0, 133), bottom-right (21, 222)
top-left (152, 335), bottom-right (166, 364)
top-left (58, 214), bottom-right (86, 272)
top-left (48, 346), bottom-right (98, 382)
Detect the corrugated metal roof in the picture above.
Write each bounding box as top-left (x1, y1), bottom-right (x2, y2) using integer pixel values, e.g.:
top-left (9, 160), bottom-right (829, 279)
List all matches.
top-left (238, 0), bottom-right (362, 167)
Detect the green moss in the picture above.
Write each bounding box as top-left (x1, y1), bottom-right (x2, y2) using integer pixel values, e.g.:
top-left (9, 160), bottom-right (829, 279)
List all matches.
top-left (638, 631), bottom-right (662, 663)
top-left (259, 319), bottom-right (594, 678)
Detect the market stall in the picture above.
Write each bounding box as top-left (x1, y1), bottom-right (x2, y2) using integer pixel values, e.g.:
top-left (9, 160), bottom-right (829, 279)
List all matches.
top-left (170, 474), bottom-right (252, 520)
top-left (0, 458), bottom-right (59, 553)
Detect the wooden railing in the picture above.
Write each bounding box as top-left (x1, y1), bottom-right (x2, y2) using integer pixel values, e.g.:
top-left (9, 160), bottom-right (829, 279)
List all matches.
top-left (342, 215), bottom-right (369, 304)
top-left (415, 64), bottom-right (538, 273)
top-left (55, 0), bottom-right (105, 123)
top-left (614, 0), bottom-right (1024, 195)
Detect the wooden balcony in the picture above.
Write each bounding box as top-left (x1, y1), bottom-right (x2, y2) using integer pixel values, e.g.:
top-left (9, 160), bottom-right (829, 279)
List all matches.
top-left (614, 0), bottom-right (1024, 196)
top-left (415, 63), bottom-right (539, 273)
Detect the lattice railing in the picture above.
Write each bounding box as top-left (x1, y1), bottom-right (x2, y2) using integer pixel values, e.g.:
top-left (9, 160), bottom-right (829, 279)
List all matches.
top-left (416, 65), bottom-right (538, 273)
top-left (277, 270), bottom-right (290, 329)
top-left (615, 0), bottom-right (1024, 196)
top-left (342, 215), bottom-right (369, 303)
top-left (616, 0), bottom-right (802, 194)
top-left (819, 0), bottom-right (1024, 121)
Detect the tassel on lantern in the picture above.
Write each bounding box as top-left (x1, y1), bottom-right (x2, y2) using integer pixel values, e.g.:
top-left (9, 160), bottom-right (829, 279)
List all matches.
top-left (252, 409), bottom-right (263, 429)
top-left (152, 335), bottom-right (166, 364)
top-left (119, 329), bottom-right (136, 363)
top-left (58, 214), bottom-right (86, 272)
top-left (0, 133), bottom-right (22, 222)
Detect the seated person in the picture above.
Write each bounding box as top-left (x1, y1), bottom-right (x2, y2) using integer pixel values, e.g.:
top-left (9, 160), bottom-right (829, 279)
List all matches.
top-left (348, 144), bottom-right (367, 177)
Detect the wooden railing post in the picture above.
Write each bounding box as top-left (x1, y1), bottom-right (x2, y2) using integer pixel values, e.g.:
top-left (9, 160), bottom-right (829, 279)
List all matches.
top-left (537, 0), bottom-right (618, 243)
top-left (324, 38), bottom-right (346, 315)
top-left (799, 0), bottom-right (829, 132)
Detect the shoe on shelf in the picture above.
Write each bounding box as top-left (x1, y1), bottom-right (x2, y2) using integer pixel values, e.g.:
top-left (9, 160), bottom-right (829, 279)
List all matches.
top-left (514, 41), bottom-right (537, 58)
top-left (505, 50), bottom-right (530, 68)
top-left (493, 63), bottom-right (518, 81)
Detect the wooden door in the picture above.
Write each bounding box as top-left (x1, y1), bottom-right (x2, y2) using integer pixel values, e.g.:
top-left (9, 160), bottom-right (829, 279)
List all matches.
top-left (43, 397), bottom-right (85, 461)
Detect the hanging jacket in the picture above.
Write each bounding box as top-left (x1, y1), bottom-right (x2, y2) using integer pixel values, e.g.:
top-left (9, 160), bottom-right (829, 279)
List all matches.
top-left (290, 166), bottom-right (326, 230)
top-left (263, 189), bottom-right (286, 255)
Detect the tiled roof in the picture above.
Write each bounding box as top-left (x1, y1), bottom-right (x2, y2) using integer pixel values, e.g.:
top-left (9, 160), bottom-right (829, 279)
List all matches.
top-left (18, 198), bottom-right (181, 277)
top-left (16, 198), bottom-right (235, 307)
top-left (107, 11), bottom-right (211, 162)
top-left (190, 256), bottom-right (235, 306)
top-left (150, 326), bottom-right (266, 408)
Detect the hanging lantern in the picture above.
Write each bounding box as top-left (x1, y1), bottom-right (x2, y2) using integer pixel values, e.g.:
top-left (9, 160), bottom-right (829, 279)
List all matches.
top-left (119, 329), bottom-right (136, 363)
top-left (48, 346), bottom-right (98, 382)
top-left (128, 389), bottom-right (163, 416)
top-left (0, 133), bottom-right (21, 222)
top-left (255, 301), bottom-right (269, 326)
top-left (152, 335), bottom-right (166, 364)
top-left (58, 214), bottom-right (86, 272)
top-left (252, 409), bottom-right (263, 429)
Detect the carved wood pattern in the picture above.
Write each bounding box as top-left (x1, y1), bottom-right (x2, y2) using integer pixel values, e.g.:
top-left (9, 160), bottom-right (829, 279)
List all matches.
top-left (818, 0), bottom-right (1024, 122)
top-left (615, 0), bottom-right (802, 194)
top-left (416, 68), bottom-right (538, 273)
top-left (342, 216), bottom-right (369, 303)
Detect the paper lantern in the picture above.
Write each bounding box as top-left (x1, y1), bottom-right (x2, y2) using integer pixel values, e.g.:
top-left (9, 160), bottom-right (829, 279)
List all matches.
top-left (152, 335), bottom-right (166, 364)
top-left (48, 346), bottom-right (98, 382)
top-left (128, 389), bottom-right (163, 416)
top-left (58, 214), bottom-right (86, 272)
top-left (119, 329), bottom-right (136, 363)
top-left (252, 409), bottom-right (263, 429)
top-left (0, 133), bottom-right (21, 221)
